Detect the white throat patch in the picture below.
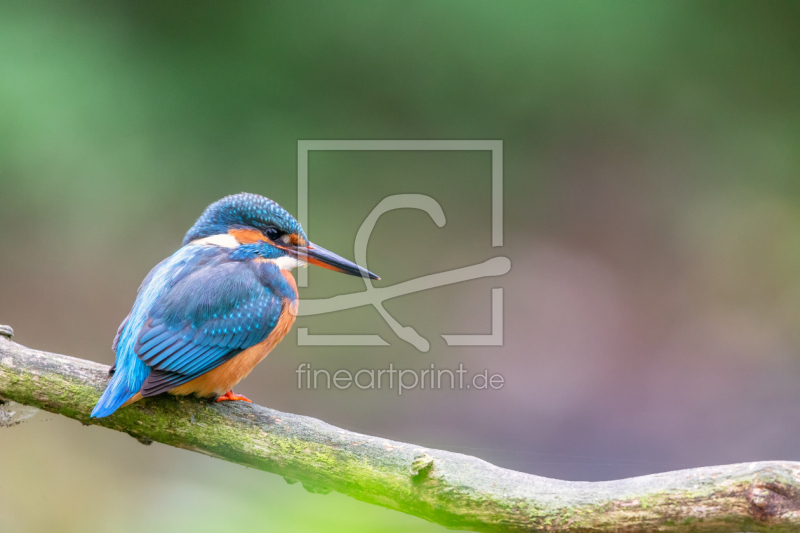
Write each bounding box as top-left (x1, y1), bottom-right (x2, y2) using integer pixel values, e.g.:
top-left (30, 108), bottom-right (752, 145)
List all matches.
top-left (272, 256), bottom-right (308, 271)
top-left (189, 233), bottom-right (239, 248)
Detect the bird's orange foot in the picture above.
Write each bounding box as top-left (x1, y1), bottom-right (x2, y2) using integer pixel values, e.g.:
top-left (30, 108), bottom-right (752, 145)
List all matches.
top-left (215, 390), bottom-right (252, 403)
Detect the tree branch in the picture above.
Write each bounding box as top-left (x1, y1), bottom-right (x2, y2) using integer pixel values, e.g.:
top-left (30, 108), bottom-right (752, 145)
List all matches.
top-left (1, 327), bottom-right (799, 532)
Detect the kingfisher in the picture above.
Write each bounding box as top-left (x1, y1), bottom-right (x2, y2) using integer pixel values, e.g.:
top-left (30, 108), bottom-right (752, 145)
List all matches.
top-left (91, 192), bottom-right (378, 418)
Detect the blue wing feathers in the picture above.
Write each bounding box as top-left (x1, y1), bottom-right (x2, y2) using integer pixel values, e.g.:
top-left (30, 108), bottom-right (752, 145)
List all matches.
top-left (112, 314), bottom-right (129, 352)
top-left (91, 245), bottom-right (294, 418)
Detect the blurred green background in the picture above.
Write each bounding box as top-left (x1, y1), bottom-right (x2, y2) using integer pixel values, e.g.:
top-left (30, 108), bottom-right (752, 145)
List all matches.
top-left (2, 1), bottom-right (800, 531)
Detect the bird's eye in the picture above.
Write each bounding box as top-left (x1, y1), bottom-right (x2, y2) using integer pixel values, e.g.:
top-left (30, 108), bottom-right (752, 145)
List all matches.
top-left (264, 227), bottom-right (282, 241)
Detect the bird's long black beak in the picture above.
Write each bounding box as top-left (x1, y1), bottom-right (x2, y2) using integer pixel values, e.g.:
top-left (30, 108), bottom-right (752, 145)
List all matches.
top-left (291, 241), bottom-right (380, 280)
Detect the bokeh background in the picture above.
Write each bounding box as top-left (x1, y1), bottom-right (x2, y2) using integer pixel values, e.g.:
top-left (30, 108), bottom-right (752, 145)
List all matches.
top-left (2, 1), bottom-right (800, 531)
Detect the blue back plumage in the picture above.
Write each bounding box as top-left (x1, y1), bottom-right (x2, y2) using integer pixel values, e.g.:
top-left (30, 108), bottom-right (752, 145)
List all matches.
top-left (135, 250), bottom-right (292, 396)
top-left (91, 246), bottom-right (201, 418)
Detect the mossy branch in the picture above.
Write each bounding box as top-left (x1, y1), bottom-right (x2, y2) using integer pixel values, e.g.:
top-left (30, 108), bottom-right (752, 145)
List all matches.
top-left (1, 327), bottom-right (799, 532)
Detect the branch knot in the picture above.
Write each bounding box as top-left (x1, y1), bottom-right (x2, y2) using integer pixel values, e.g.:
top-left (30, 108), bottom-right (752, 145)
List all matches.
top-left (411, 452), bottom-right (435, 483)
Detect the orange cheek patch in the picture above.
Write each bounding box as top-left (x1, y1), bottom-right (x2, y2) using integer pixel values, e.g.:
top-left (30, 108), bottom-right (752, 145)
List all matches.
top-left (286, 233), bottom-right (305, 246)
top-left (229, 228), bottom-right (267, 244)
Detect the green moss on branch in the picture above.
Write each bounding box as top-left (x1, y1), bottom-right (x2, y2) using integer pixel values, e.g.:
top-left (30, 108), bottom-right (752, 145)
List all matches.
top-left (2, 331), bottom-right (800, 532)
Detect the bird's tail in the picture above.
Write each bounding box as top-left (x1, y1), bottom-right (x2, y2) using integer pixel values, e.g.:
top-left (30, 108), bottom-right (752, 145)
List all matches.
top-left (91, 368), bottom-right (142, 418)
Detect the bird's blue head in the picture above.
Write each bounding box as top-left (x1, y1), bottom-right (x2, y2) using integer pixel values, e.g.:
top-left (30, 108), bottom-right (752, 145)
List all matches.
top-left (183, 193), bottom-right (378, 279)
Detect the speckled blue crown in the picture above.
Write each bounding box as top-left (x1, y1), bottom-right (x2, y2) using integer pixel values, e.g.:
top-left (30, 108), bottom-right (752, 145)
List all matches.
top-left (182, 193), bottom-right (306, 245)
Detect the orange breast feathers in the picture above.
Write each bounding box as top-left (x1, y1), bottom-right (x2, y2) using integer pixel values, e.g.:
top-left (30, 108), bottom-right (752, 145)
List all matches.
top-left (170, 270), bottom-right (299, 398)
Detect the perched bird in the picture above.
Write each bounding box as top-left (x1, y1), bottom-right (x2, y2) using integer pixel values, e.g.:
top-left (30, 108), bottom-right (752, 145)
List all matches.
top-left (91, 193), bottom-right (378, 418)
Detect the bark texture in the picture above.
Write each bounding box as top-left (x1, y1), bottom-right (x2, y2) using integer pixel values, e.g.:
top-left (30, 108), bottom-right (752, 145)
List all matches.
top-left (1, 328), bottom-right (799, 532)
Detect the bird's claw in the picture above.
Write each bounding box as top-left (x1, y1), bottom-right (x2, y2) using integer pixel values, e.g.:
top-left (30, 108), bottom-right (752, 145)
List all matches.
top-left (215, 390), bottom-right (252, 403)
